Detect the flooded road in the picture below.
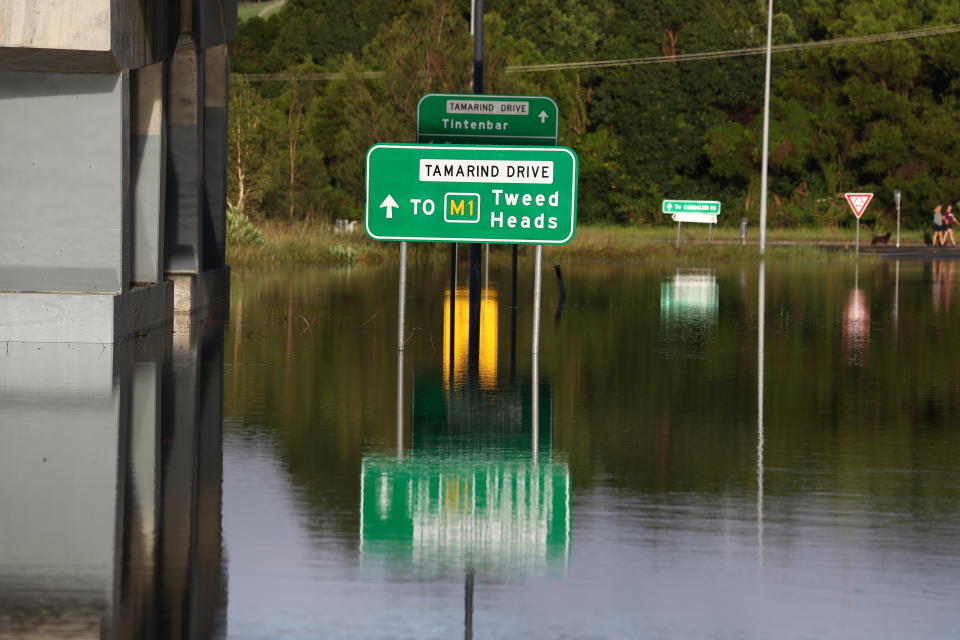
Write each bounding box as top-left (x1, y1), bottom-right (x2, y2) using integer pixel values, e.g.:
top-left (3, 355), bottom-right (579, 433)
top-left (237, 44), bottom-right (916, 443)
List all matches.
top-left (3, 256), bottom-right (959, 638)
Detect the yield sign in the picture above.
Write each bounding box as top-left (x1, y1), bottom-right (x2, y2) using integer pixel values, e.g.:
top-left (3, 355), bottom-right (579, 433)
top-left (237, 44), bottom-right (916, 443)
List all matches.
top-left (844, 192), bottom-right (874, 219)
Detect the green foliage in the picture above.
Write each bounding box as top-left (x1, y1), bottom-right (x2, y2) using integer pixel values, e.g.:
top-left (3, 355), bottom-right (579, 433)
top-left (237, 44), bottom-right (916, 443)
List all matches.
top-left (228, 0), bottom-right (960, 229)
top-left (227, 205), bottom-right (265, 246)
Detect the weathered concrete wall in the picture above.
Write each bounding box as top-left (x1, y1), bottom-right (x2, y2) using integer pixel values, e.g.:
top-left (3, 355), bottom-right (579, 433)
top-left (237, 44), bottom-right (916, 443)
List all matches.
top-left (0, 70), bottom-right (129, 294)
top-left (165, 37), bottom-right (204, 274)
top-left (0, 0), bottom-right (175, 72)
top-left (132, 61), bottom-right (166, 284)
top-left (0, 0), bottom-right (236, 341)
top-left (203, 44), bottom-right (228, 270)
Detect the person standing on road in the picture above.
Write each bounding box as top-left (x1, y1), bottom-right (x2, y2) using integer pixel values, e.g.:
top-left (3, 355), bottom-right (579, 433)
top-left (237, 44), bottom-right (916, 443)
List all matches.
top-left (944, 205), bottom-right (958, 247)
top-left (933, 205), bottom-right (945, 246)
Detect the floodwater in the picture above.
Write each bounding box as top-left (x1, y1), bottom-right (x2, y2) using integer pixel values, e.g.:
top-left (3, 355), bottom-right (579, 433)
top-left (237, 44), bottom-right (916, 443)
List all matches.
top-left (2, 255), bottom-right (959, 639)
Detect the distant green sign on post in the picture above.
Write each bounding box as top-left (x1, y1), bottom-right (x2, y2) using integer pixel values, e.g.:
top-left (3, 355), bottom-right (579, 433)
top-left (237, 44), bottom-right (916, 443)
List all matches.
top-left (417, 94), bottom-right (559, 145)
top-left (662, 200), bottom-right (721, 215)
top-left (365, 143), bottom-right (578, 244)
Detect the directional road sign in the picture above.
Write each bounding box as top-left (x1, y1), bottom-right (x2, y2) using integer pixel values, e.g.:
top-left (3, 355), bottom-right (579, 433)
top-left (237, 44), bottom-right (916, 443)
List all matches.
top-left (365, 144), bottom-right (578, 244)
top-left (844, 193), bottom-right (873, 219)
top-left (662, 200), bottom-right (722, 215)
top-left (671, 212), bottom-right (718, 224)
top-left (417, 94), bottom-right (559, 145)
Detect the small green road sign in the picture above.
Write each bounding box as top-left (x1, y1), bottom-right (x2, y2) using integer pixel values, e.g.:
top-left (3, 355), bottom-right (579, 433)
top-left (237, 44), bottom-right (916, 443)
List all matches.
top-left (365, 144), bottom-right (578, 244)
top-left (662, 199), bottom-right (722, 215)
top-left (417, 94), bottom-right (559, 145)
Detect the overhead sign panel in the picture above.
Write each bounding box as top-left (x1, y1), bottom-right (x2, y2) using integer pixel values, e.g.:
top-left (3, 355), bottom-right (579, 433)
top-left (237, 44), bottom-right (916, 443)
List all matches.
top-left (844, 192), bottom-right (873, 219)
top-left (417, 94), bottom-right (559, 145)
top-left (365, 144), bottom-right (578, 244)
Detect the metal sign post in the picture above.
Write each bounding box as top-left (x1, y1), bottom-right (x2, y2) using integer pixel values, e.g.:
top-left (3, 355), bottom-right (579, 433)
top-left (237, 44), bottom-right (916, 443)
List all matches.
top-left (844, 192), bottom-right (874, 257)
top-left (894, 189), bottom-right (902, 248)
top-left (396, 241), bottom-right (408, 457)
top-left (664, 200), bottom-right (721, 248)
top-left (531, 244), bottom-right (542, 461)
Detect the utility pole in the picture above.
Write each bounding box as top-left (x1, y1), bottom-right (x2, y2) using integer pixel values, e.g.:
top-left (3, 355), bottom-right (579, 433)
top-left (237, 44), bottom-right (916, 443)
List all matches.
top-left (759, 0), bottom-right (774, 255)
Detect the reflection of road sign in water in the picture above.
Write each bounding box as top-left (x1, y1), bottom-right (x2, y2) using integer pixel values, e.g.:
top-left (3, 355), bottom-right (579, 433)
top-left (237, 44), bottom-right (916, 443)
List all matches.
top-left (844, 193), bottom-right (874, 219)
top-left (443, 287), bottom-right (498, 389)
top-left (660, 270), bottom-right (719, 327)
top-left (417, 94), bottom-right (559, 145)
top-left (365, 144), bottom-right (578, 244)
top-left (413, 372), bottom-right (553, 453)
top-left (360, 457), bottom-right (569, 574)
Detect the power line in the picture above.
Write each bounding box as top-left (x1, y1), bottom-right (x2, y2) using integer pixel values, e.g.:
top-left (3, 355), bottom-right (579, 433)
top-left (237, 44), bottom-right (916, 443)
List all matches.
top-left (506, 23), bottom-right (960, 72)
top-left (234, 70), bottom-right (385, 81)
top-left (231, 23), bottom-right (960, 82)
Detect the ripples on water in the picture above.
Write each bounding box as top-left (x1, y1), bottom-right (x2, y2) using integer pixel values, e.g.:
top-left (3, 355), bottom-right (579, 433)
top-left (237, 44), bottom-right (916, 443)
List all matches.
top-left (2, 258), bottom-right (959, 638)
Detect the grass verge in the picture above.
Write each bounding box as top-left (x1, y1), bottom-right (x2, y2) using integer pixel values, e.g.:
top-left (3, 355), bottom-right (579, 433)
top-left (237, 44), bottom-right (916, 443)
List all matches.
top-left (227, 220), bottom-right (890, 266)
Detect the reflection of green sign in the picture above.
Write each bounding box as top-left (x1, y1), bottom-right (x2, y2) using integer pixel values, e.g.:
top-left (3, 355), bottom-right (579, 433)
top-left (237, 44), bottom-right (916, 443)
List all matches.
top-left (660, 270), bottom-right (719, 326)
top-left (365, 144), bottom-right (578, 244)
top-left (418, 94), bottom-right (559, 145)
top-left (360, 457), bottom-right (569, 574)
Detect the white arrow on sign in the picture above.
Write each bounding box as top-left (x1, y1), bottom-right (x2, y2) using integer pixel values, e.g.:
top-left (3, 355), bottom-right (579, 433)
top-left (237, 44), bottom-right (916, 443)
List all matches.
top-left (380, 194), bottom-right (399, 219)
top-left (538, 110), bottom-right (548, 123)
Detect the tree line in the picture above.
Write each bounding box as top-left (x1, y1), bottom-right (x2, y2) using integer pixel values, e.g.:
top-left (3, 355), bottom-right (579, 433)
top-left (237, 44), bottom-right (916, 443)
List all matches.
top-left (228, 0), bottom-right (960, 229)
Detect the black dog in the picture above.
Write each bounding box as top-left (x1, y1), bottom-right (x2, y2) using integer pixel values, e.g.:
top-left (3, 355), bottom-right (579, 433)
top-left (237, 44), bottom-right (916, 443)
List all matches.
top-left (871, 232), bottom-right (892, 245)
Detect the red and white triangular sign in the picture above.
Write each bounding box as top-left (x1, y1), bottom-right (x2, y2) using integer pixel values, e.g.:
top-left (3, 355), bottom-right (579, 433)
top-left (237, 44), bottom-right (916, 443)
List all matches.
top-left (844, 192), bottom-right (874, 219)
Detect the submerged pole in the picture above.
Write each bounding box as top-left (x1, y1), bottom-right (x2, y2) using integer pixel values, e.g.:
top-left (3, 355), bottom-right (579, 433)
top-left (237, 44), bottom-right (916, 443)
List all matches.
top-left (468, 0), bottom-right (484, 351)
top-left (398, 242), bottom-right (407, 351)
top-left (856, 217), bottom-right (860, 257)
top-left (532, 245), bottom-right (542, 355)
top-left (396, 242), bottom-right (408, 456)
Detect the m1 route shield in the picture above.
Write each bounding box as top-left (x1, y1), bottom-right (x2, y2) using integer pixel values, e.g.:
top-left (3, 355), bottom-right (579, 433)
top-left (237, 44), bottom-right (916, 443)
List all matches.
top-left (417, 94), bottom-right (559, 145)
top-left (365, 144), bottom-right (578, 244)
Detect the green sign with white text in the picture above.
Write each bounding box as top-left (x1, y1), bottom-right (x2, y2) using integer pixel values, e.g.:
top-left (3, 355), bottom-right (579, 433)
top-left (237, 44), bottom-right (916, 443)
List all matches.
top-left (662, 200), bottom-right (721, 215)
top-left (365, 144), bottom-right (578, 244)
top-left (417, 94), bottom-right (559, 145)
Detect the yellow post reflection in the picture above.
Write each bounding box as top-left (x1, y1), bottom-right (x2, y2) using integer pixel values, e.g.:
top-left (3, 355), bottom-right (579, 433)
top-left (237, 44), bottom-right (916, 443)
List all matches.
top-left (444, 286), bottom-right (498, 389)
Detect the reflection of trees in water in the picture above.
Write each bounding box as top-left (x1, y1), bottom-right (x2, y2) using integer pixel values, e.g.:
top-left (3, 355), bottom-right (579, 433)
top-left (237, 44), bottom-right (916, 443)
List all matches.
top-left (225, 263), bottom-right (960, 546)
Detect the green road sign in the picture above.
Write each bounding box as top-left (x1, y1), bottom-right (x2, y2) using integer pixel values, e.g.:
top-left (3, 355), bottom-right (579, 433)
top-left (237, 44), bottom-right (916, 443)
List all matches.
top-left (662, 199), bottom-right (721, 215)
top-left (365, 144), bottom-right (578, 244)
top-left (417, 94), bottom-right (558, 145)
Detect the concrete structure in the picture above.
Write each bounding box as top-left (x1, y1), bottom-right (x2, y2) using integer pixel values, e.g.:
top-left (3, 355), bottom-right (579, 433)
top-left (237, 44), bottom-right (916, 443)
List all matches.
top-left (0, 324), bottom-right (226, 637)
top-left (0, 1), bottom-right (236, 343)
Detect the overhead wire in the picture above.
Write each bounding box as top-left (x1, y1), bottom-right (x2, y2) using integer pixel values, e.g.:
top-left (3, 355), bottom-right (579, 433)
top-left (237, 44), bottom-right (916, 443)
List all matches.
top-left (231, 23), bottom-right (960, 82)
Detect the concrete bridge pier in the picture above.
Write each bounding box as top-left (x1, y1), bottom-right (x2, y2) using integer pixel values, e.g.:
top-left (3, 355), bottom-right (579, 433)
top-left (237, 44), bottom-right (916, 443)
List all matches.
top-left (0, 1), bottom-right (236, 344)
top-left (166, 36), bottom-right (230, 325)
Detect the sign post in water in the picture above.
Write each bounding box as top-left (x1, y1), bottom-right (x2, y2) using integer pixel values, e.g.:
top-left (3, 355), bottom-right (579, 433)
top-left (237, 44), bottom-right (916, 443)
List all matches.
top-left (662, 200), bottom-right (721, 247)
